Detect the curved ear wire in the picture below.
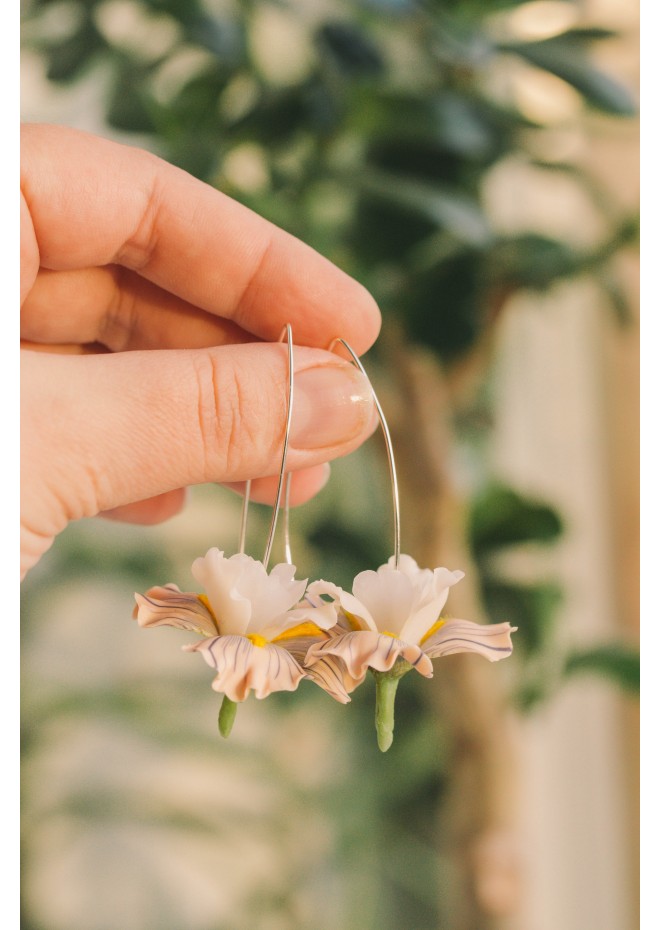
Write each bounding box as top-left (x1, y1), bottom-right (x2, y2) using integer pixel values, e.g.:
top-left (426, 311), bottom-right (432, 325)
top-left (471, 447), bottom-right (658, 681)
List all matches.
top-left (328, 338), bottom-right (401, 569)
top-left (238, 478), bottom-right (251, 555)
top-left (263, 324), bottom-right (294, 570)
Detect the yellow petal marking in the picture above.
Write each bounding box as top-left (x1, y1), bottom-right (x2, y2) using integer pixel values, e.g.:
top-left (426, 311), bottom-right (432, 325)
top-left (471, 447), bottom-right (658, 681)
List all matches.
top-left (343, 610), bottom-right (364, 631)
top-left (420, 618), bottom-right (445, 645)
top-left (273, 622), bottom-right (323, 642)
top-left (381, 630), bottom-right (399, 639)
top-left (247, 634), bottom-right (268, 648)
top-left (197, 594), bottom-right (217, 619)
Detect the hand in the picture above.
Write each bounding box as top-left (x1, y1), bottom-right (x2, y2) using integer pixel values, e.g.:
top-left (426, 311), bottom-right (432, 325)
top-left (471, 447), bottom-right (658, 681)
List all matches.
top-left (20, 124), bottom-right (381, 578)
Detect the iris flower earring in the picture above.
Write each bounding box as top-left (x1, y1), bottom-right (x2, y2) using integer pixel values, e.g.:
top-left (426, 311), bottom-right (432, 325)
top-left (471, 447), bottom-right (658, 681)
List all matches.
top-left (301, 340), bottom-right (517, 751)
top-left (133, 326), bottom-right (343, 736)
top-left (134, 328), bottom-right (515, 749)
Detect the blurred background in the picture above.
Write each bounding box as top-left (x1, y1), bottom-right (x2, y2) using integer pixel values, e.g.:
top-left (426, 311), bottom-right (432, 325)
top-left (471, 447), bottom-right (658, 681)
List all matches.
top-left (20, 1), bottom-right (639, 929)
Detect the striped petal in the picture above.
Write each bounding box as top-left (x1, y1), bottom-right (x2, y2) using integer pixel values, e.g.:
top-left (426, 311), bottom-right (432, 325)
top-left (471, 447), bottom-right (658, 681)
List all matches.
top-left (184, 636), bottom-right (306, 701)
top-left (305, 631), bottom-right (433, 680)
top-left (133, 585), bottom-right (219, 637)
top-left (302, 655), bottom-right (356, 704)
top-left (264, 627), bottom-right (353, 704)
top-left (422, 619), bottom-right (516, 662)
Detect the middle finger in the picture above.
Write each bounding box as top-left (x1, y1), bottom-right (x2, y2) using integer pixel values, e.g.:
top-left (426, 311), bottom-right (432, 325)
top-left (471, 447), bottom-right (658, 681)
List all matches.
top-left (21, 265), bottom-right (256, 351)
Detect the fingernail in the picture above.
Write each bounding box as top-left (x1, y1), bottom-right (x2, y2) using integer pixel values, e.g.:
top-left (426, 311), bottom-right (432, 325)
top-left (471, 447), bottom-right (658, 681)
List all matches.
top-left (291, 365), bottom-right (375, 449)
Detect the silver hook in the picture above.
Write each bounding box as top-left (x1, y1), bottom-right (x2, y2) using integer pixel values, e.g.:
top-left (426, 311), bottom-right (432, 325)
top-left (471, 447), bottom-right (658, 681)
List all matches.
top-left (263, 324), bottom-right (294, 570)
top-left (237, 478), bottom-right (251, 555)
top-left (282, 472), bottom-right (293, 566)
top-left (328, 338), bottom-right (401, 569)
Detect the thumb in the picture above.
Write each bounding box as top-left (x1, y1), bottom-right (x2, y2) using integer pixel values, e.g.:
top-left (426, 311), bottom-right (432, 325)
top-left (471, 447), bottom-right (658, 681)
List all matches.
top-left (21, 344), bottom-right (375, 573)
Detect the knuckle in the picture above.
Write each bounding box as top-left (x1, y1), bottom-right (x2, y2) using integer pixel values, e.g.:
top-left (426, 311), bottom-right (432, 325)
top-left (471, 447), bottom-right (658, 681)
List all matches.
top-left (114, 158), bottom-right (164, 271)
top-left (192, 353), bottom-right (263, 480)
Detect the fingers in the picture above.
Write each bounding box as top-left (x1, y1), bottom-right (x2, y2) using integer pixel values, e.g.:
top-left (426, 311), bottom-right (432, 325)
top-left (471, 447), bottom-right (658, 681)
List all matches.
top-left (21, 344), bottom-right (376, 569)
top-left (100, 489), bottom-right (188, 525)
top-left (21, 124), bottom-right (381, 354)
top-left (100, 465), bottom-right (331, 527)
top-left (224, 464), bottom-right (332, 508)
top-left (21, 266), bottom-right (255, 351)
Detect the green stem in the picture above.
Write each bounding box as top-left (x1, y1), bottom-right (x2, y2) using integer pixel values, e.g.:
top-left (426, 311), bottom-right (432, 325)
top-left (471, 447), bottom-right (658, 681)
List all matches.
top-left (374, 672), bottom-right (401, 752)
top-left (218, 695), bottom-right (238, 738)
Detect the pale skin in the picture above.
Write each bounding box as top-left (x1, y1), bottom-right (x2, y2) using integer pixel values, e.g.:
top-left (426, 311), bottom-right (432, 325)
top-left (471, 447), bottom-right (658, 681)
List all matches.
top-left (20, 124), bottom-right (381, 579)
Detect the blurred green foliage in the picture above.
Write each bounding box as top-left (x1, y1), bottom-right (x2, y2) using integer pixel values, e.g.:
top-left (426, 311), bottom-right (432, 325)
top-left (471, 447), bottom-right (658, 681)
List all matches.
top-left (21, 1), bottom-right (639, 928)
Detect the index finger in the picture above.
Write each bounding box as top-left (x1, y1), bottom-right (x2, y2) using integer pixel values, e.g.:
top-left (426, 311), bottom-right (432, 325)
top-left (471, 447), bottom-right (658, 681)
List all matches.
top-left (20, 124), bottom-right (381, 353)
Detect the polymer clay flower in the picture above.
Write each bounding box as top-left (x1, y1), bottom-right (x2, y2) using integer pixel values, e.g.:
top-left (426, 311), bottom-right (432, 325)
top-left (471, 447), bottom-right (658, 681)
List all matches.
top-left (134, 548), bottom-right (340, 731)
top-left (305, 554), bottom-right (515, 750)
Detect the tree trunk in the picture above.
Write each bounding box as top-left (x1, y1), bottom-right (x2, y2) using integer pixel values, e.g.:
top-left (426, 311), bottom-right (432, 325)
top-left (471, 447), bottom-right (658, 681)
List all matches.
top-left (385, 338), bottom-right (522, 930)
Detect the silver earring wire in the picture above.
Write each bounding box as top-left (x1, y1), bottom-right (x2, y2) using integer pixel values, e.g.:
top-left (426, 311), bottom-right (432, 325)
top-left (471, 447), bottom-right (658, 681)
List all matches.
top-left (328, 338), bottom-right (401, 569)
top-left (237, 478), bottom-right (251, 555)
top-left (262, 324), bottom-right (294, 570)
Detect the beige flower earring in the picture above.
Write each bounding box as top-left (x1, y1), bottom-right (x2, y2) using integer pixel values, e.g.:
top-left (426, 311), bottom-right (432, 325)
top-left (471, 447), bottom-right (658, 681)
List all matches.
top-left (134, 328), bottom-right (516, 750)
top-left (133, 326), bottom-right (345, 737)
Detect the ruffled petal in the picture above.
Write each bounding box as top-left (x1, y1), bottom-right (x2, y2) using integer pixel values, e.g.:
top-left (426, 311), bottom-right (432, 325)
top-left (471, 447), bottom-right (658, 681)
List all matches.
top-left (190, 549), bottom-right (307, 636)
top-left (133, 585), bottom-right (219, 637)
top-left (398, 568), bottom-right (465, 644)
top-left (353, 568), bottom-right (415, 636)
top-left (430, 567), bottom-right (465, 605)
top-left (191, 549), bottom-right (252, 635)
top-left (303, 655), bottom-right (357, 704)
top-left (305, 631), bottom-right (433, 679)
top-left (422, 619), bottom-right (516, 662)
top-left (307, 580), bottom-right (377, 631)
top-left (233, 559), bottom-right (307, 631)
top-left (386, 553), bottom-right (433, 587)
top-left (185, 636), bottom-right (306, 701)
top-left (259, 601), bottom-right (338, 641)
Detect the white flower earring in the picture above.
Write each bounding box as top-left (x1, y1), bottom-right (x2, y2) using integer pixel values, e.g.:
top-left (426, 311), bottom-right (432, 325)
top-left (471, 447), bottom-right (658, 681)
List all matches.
top-left (301, 339), bottom-right (517, 751)
top-left (133, 325), bottom-right (345, 737)
top-left (134, 328), bottom-right (516, 749)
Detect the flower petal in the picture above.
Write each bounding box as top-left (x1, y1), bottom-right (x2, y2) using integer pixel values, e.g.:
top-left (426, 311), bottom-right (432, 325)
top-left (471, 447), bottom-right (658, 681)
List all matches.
top-left (386, 553), bottom-right (432, 587)
top-left (399, 568), bottom-right (465, 645)
top-left (353, 568), bottom-right (415, 636)
top-left (303, 655), bottom-right (356, 704)
top-left (190, 549), bottom-right (307, 636)
top-left (233, 558), bottom-right (307, 631)
top-left (133, 585), bottom-right (219, 636)
top-left (307, 580), bottom-right (378, 631)
top-left (259, 601), bottom-right (338, 641)
top-left (305, 631), bottom-right (433, 679)
top-left (422, 619), bottom-right (516, 662)
top-left (191, 549), bottom-right (252, 635)
top-left (185, 635), bottom-right (306, 701)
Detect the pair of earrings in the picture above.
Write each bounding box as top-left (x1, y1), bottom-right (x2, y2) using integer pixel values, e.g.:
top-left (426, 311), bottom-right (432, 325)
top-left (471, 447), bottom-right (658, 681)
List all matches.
top-left (134, 327), bottom-right (515, 751)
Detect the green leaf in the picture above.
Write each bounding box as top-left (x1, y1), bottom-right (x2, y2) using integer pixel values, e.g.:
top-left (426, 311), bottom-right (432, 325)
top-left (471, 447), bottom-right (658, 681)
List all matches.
top-left (490, 233), bottom-right (582, 289)
top-left (185, 13), bottom-right (244, 63)
top-left (106, 63), bottom-right (158, 134)
top-left (316, 21), bottom-right (385, 77)
top-left (501, 34), bottom-right (637, 115)
top-left (563, 643), bottom-right (640, 693)
top-left (167, 66), bottom-right (233, 127)
top-left (229, 80), bottom-right (340, 145)
top-left (399, 249), bottom-right (486, 360)
top-left (354, 170), bottom-right (491, 247)
top-left (470, 482), bottom-right (563, 554)
top-left (142, 0), bottom-right (203, 21)
top-left (43, 15), bottom-right (103, 83)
